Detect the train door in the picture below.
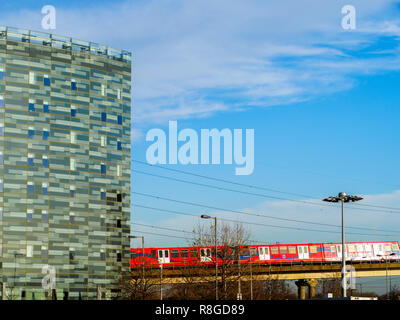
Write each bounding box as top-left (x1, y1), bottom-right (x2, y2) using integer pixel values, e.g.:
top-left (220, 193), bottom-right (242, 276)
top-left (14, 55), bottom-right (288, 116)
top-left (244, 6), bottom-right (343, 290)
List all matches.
top-left (259, 247), bottom-right (270, 261)
top-left (200, 248), bottom-right (212, 262)
top-left (336, 245), bottom-right (342, 259)
top-left (373, 243), bottom-right (384, 257)
top-left (158, 249), bottom-right (170, 264)
top-left (298, 246), bottom-right (309, 260)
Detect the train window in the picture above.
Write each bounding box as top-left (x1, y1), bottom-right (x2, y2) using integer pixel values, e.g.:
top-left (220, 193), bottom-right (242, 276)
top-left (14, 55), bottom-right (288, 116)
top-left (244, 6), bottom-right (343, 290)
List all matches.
top-left (171, 250), bottom-right (179, 258)
top-left (265, 247), bottom-right (269, 254)
top-left (331, 246), bottom-right (336, 253)
top-left (250, 247), bottom-right (257, 256)
top-left (385, 244), bottom-right (392, 252)
top-left (356, 244), bottom-right (363, 252)
top-left (259, 247), bottom-right (264, 255)
top-left (241, 247), bottom-right (249, 255)
top-left (280, 247), bottom-right (287, 254)
top-left (303, 247), bottom-right (308, 254)
top-left (131, 252), bottom-right (136, 259)
top-left (165, 251), bottom-right (169, 258)
top-left (151, 250), bottom-right (156, 258)
top-left (190, 249), bottom-right (199, 257)
top-left (348, 245), bottom-right (355, 253)
top-left (392, 243), bottom-right (399, 251)
top-left (288, 246), bottom-right (296, 254)
top-left (310, 246), bottom-right (317, 254)
top-left (271, 247), bottom-right (278, 255)
top-left (379, 244), bottom-right (383, 251)
top-left (337, 246), bottom-right (341, 253)
top-left (298, 247), bottom-right (303, 254)
top-left (181, 249), bottom-right (189, 258)
top-left (365, 245), bottom-right (372, 251)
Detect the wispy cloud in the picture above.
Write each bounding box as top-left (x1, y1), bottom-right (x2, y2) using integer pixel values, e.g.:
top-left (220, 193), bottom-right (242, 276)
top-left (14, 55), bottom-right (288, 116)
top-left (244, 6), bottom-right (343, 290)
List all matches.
top-left (2, 0), bottom-right (400, 129)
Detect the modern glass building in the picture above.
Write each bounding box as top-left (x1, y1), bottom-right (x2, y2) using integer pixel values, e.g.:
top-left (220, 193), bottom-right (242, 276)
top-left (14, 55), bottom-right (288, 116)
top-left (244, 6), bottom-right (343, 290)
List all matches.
top-left (0, 26), bottom-right (131, 299)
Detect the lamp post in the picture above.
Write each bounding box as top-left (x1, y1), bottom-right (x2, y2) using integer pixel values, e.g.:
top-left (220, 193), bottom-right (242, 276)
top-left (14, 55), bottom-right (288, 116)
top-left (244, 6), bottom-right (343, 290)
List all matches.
top-left (130, 235), bottom-right (145, 294)
top-left (323, 192), bottom-right (363, 298)
top-left (201, 214), bottom-right (218, 300)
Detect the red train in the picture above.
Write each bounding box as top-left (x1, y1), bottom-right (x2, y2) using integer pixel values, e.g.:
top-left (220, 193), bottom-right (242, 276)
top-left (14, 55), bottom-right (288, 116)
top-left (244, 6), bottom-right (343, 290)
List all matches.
top-left (131, 241), bottom-right (400, 268)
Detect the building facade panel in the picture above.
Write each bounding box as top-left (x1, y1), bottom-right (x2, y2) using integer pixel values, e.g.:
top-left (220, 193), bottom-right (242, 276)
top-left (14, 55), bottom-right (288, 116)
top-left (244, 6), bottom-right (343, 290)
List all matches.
top-left (0, 26), bottom-right (131, 300)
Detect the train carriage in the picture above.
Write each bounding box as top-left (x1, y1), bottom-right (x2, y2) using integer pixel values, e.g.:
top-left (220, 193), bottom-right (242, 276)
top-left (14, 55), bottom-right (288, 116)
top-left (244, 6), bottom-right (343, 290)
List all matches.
top-left (131, 240), bottom-right (400, 269)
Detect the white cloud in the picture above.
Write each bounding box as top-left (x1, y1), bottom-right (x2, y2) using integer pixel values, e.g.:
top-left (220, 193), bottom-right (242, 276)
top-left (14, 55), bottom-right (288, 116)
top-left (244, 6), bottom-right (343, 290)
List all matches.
top-left (1, 0), bottom-right (400, 125)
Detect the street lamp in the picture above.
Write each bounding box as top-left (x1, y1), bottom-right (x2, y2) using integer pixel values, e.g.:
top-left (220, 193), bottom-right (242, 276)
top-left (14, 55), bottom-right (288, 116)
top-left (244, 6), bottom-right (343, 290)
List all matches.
top-left (130, 235), bottom-right (145, 294)
top-left (323, 192), bottom-right (363, 298)
top-left (201, 214), bottom-right (218, 300)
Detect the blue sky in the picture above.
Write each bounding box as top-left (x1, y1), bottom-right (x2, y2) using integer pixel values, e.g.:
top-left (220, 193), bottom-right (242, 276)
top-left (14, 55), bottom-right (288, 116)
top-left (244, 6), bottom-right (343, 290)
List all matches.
top-left (2, 1), bottom-right (400, 293)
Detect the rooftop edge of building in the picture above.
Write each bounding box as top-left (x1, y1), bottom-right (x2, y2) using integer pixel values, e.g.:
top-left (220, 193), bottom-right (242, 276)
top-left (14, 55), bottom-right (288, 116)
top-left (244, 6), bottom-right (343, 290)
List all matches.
top-left (0, 25), bottom-right (132, 64)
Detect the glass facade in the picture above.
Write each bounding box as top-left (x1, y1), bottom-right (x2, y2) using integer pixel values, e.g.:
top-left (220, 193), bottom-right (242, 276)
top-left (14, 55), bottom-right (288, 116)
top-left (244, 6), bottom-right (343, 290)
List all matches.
top-left (0, 26), bottom-right (131, 299)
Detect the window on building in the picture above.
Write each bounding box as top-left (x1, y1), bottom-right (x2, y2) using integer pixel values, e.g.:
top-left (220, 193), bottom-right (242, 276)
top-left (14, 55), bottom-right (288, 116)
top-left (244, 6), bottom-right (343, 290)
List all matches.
top-left (117, 164), bottom-right (121, 177)
top-left (44, 74), bottom-right (50, 86)
top-left (101, 112), bottom-right (107, 122)
top-left (71, 105), bottom-right (76, 117)
top-left (43, 128), bottom-right (49, 140)
top-left (100, 162), bottom-right (106, 174)
top-left (117, 88), bottom-right (121, 100)
top-left (41, 246), bottom-right (48, 259)
top-left (0, 95), bottom-right (4, 108)
top-left (42, 155), bottom-right (49, 168)
top-left (27, 245), bottom-right (33, 258)
top-left (101, 84), bottom-right (106, 96)
top-left (28, 153), bottom-right (34, 166)
top-left (0, 179), bottom-right (3, 192)
top-left (100, 135), bottom-right (106, 147)
top-left (70, 185), bottom-right (75, 197)
top-left (69, 212), bottom-right (75, 224)
top-left (100, 249), bottom-right (105, 260)
top-left (70, 158), bottom-right (76, 171)
top-left (0, 68), bottom-right (4, 80)
top-left (29, 99), bottom-right (35, 111)
top-left (71, 79), bottom-right (77, 90)
top-left (117, 193), bottom-right (122, 202)
top-left (29, 71), bottom-right (35, 84)
top-left (42, 210), bottom-right (48, 223)
top-left (100, 188), bottom-right (106, 200)
top-left (117, 251), bottom-right (121, 262)
top-left (0, 123), bottom-right (4, 136)
top-left (27, 209), bottom-right (33, 222)
top-left (69, 248), bottom-right (75, 260)
top-left (116, 218), bottom-right (121, 228)
top-left (42, 183), bottom-right (48, 195)
top-left (117, 114), bottom-right (122, 125)
top-left (117, 140), bottom-right (122, 151)
top-left (28, 127), bottom-right (35, 138)
top-left (0, 207), bottom-right (2, 220)
top-left (43, 101), bottom-right (49, 113)
top-left (100, 215), bottom-right (105, 227)
top-left (27, 182), bottom-right (34, 194)
top-left (0, 151), bottom-right (3, 164)
top-left (70, 131), bottom-right (76, 144)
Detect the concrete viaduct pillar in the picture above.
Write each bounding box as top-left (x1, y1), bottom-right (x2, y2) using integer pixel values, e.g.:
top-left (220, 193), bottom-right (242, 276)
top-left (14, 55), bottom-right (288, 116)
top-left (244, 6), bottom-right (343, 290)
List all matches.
top-left (295, 279), bottom-right (318, 299)
top-left (295, 279), bottom-right (308, 300)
